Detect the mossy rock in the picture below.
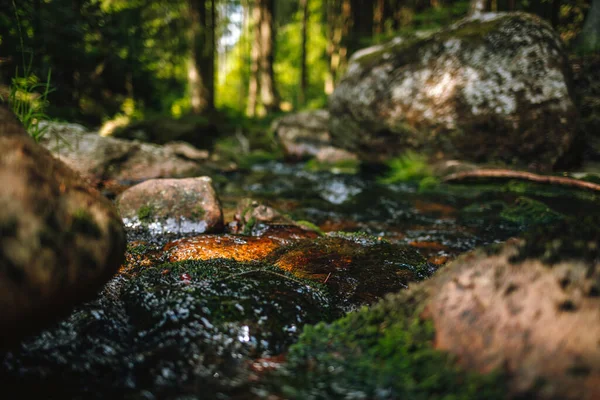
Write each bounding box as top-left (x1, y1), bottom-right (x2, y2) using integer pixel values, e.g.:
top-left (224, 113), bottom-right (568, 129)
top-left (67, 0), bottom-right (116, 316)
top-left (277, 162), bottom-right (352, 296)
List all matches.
top-left (267, 287), bottom-right (506, 399)
top-left (329, 12), bottom-right (579, 170)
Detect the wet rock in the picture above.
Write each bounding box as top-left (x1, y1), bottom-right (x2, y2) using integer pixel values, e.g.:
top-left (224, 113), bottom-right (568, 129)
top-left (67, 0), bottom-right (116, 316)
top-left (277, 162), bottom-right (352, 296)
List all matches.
top-left (229, 198), bottom-right (297, 235)
top-left (273, 229), bottom-right (600, 399)
top-left (329, 12), bottom-right (578, 170)
top-left (40, 121), bottom-right (209, 183)
top-left (272, 110), bottom-right (357, 162)
top-left (268, 284), bottom-right (506, 400)
top-left (267, 233), bottom-right (434, 310)
top-left (0, 257), bottom-right (336, 398)
top-left (165, 225), bottom-right (319, 263)
top-left (117, 177), bottom-right (224, 236)
top-left (0, 105), bottom-right (126, 347)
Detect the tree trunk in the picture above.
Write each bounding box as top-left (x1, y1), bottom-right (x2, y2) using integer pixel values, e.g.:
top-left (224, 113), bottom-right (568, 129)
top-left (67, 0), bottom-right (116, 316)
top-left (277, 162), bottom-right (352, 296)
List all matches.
top-left (576, 0), bottom-right (600, 53)
top-left (258, 0), bottom-right (280, 113)
top-left (246, 1), bottom-right (261, 117)
top-left (325, 0), bottom-right (351, 94)
top-left (469, 0), bottom-right (487, 15)
top-left (374, 0), bottom-right (385, 35)
top-left (188, 0), bottom-right (215, 114)
top-left (299, 0), bottom-right (309, 106)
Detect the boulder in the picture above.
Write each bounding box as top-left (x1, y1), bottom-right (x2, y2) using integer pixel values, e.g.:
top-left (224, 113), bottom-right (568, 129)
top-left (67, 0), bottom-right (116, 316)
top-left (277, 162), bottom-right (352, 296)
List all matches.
top-left (273, 110), bottom-right (357, 163)
top-left (278, 235), bottom-right (600, 399)
top-left (117, 177), bottom-right (224, 235)
top-left (329, 12), bottom-right (578, 171)
top-left (0, 106), bottom-right (126, 347)
top-left (40, 122), bottom-right (209, 183)
top-left (422, 239), bottom-right (600, 399)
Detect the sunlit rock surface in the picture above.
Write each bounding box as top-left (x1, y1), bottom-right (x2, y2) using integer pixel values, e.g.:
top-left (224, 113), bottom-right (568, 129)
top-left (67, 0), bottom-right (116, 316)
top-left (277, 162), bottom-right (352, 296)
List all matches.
top-left (40, 121), bottom-right (209, 183)
top-left (165, 226), bottom-right (318, 263)
top-left (117, 177), bottom-right (224, 237)
top-left (329, 12), bottom-right (578, 170)
top-left (422, 233), bottom-right (600, 400)
top-left (0, 106), bottom-right (126, 347)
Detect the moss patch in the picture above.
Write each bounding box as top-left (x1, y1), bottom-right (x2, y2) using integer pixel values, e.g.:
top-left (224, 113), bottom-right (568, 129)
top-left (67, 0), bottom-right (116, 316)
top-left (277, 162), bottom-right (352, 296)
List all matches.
top-left (269, 288), bottom-right (506, 399)
top-left (511, 215), bottom-right (600, 266)
top-left (71, 209), bottom-right (102, 238)
top-left (136, 204), bottom-right (155, 222)
top-left (304, 158), bottom-right (360, 174)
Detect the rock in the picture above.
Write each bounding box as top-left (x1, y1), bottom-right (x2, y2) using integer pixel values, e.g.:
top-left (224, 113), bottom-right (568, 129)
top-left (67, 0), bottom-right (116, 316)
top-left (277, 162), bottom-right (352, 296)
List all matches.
top-left (267, 233), bottom-right (434, 310)
top-left (0, 106), bottom-right (126, 347)
top-left (229, 198), bottom-right (295, 235)
top-left (116, 177), bottom-right (224, 236)
top-left (422, 239), bottom-right (600, 399)
top-left (109, 114), bottom-right (220, 149)
top-left (329, 12), bottom-right (578, 170)
top-left (277, 231), bottom-right (600, 399)
top-left (0, 244), bottom-right (337, 398)
top-left (40, 122), bottom-right (209, 183)
top-left (272, 110), bottom-right (358, 163)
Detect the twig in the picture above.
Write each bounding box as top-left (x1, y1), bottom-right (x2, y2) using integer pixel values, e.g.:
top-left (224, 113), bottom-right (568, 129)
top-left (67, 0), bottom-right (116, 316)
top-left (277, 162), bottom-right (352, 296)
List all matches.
top-left (442, 169), bottom-right (600, 193)
top-left (323, 272), bottom-right (332, 284)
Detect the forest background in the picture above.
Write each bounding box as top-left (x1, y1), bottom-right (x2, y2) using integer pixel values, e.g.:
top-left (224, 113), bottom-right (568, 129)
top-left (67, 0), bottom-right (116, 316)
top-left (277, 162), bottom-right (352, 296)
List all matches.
top-left (0, 0), bottom-right (595, 154)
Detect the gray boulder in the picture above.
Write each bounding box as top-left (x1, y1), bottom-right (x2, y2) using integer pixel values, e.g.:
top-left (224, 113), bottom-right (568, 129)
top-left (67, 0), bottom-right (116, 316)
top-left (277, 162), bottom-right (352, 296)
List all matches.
top-left (329, 12), bottom-right (578, 171)
top-left (273, 110), bottom-right (357, 163)
top-left (40, 122), bottom-right (209, 183)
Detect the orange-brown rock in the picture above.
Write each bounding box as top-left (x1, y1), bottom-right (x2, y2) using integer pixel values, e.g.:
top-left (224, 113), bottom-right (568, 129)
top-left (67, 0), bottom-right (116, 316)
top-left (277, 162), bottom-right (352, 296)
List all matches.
top-left (165, 225), bottom-right (319, 262)
top-left (421, 239), bottom-right (600, 400)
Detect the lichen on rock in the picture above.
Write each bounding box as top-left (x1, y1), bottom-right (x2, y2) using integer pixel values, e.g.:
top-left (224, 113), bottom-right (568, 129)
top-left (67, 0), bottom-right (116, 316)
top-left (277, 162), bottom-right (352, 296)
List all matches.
top-left (329, 12), bottom-right (579, 170)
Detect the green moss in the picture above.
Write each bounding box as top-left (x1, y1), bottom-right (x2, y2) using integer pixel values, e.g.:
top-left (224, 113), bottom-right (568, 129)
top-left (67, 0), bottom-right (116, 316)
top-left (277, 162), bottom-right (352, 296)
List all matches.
top-left (237, 150), bottom-right (283, 170)
top-left (241, 216), bottom-right (257, 236)
top-left (127, 243), bottom-right (149, 256)
top-left (191, 206), bottom-right (206, 220)
top-left (511, 215), bottom-right (600, 266)
top-left (379, 151), bottom-right (432, 184)
top-left (500, 197), bottom-right (565, 227)
top-left (71, 209), bottom-right (102, 238)
top-left (271, 288), bottom-right (506, 399)
top-left (304, 158), bottom-right (360, 174)
top-left (294, 220), bottom-right (324, 236)
top-left (136, 205), bottom-right (155, 222)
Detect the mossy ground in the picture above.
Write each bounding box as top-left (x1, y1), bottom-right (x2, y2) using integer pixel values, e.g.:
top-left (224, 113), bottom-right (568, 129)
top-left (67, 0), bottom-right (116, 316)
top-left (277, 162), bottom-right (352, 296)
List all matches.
top-left (267, 288), bottom-right (506, 399)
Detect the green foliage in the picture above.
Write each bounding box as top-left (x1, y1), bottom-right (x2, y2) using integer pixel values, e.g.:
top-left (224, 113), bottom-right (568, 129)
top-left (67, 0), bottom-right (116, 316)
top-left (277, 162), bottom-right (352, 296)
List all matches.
top-left (273, 288), bottom-right (506, 399)
top-left (293, 220), bottom-right (324, 236)
top-left (380, 151), bottom-right (432, 184)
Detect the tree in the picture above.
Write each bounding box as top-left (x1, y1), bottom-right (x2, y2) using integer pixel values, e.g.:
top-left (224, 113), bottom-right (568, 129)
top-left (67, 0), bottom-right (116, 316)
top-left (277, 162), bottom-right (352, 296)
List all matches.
top-left (325, 0), bottom-right (351, 94)
top-left (469, 0), bottom-right (487, 16)
top-left (246, 0), bottom-right (280, 117)
top-left (188, 0), bottom-right (216, 114)
top-left (576, 0), bottom-right (600, 53)
top-left (299, 0), bottom-right (309, 106)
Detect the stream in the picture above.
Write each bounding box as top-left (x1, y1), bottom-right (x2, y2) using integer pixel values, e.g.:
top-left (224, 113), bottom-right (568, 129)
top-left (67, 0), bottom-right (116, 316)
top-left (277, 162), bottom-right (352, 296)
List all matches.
top-left (1, 161), bottom-right (597, 399)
